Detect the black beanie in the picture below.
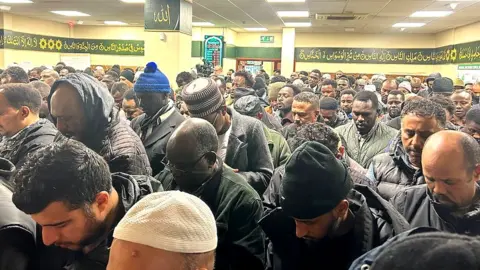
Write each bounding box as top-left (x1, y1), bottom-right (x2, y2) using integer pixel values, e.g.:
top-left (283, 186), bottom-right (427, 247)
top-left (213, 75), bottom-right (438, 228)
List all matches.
top-left (280, 141), bottom-right (353, 220)
top-left (371, 232), bottom-right (480, 270)
top-left (432, 77), bottom-right (453, 93)
top-left (320, 97), bottom-right (338, 110)
top-left (120, 70), bottom-right (135, 83)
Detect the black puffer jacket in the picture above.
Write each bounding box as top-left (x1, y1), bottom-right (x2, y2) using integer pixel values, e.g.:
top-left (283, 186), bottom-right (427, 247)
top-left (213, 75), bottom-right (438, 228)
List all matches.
top-left (328, 110), bottom-right (350, 129)
top-left (0, 119), bottom-right (56, 169)
top-left (0, 158), bottom-right (36, 270)
top-left (391, 184), bottom-right (480, 236)
top-left (260, 185), bottom-right (410, 270)
top-left (49, 74), bottom-right (152, 176)
top-left (367, 135), bottom-right (424, 200)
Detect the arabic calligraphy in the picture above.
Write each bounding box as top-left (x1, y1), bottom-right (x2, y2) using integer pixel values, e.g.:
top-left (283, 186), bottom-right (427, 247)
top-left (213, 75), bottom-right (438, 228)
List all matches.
top-left (153, 4), bottom-right (171, 25)
top-left (0, 30), bottom-right (144, 55)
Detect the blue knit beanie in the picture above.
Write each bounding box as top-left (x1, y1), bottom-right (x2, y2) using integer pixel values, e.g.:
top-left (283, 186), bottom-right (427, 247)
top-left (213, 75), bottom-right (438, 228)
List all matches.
top-left (134, 62), bottom-right (170, 93)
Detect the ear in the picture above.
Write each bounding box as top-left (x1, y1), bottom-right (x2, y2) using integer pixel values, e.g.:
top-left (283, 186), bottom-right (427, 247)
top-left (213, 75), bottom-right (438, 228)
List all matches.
top-left (205, 152), bottom-right (217, 167)
top-left (95, 191), bottom-right (111, 214)
top-left (220, 105), bottom-right (227, 115)
top-left (314, 109), bottom-right (320, 117)
top-left (475, 164), bottom-right (480, 178)
top-left (333, 200), bottom-right (349, 220)
top-left (337, 145), bottom-right (345, 159)
top-left (19, 106), bottom-right (30, 118)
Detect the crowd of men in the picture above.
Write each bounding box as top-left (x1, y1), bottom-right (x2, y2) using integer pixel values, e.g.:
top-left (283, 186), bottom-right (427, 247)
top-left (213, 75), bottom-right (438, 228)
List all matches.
top-left (0, 61), bottom-right (480, 270)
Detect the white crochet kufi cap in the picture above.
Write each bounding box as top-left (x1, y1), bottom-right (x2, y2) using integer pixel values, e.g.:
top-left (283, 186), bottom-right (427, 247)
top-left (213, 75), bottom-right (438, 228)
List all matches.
top-left (113, 191), bottom-right (217, 253)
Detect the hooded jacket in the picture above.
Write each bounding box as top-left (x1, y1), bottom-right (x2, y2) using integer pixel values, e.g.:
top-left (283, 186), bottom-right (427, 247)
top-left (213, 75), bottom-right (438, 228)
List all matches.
top-left (49, 74), bottom-right (152, 176)
top-left (0, 158), bottom-right (36, 270)
top-left (391, 184), bottom-right (480, 236)
top-left (37, 173), bottom-right (156, 270)
top-left (368, 135), bottom-right (424, 200)
top-left (260, 185), bottom-right (410, 270)
top-left (335, 122), bottom-right (398, 168)
top-left (0, 118), bottom-right (56, 169)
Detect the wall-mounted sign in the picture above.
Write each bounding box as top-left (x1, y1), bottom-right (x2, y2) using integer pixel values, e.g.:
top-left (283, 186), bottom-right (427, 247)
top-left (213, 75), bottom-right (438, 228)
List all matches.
top-left (295, 39), bottom-right (480, 65)
top-left (246, 60), bottom-right (263, 66)
top-left (260, 36), bottom-right (274, 43)
top-left (0, 29), bottom-right (144, 55)
top-left (144, 0), bottom-right (192, 34)
top-left (204, 35), bottom-right (224, 67)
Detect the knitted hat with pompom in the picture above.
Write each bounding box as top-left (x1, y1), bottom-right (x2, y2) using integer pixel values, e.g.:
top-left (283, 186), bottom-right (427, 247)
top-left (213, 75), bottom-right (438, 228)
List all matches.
top-left (134, 62), bottom-right (171, 93)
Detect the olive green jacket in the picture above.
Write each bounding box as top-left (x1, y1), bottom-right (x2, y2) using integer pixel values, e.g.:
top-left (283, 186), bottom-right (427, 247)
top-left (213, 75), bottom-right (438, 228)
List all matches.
top-left (263, 126), bottom-right (291, 168)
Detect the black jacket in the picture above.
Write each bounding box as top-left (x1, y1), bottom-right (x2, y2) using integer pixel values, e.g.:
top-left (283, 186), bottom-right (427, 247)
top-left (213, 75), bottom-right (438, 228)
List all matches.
top-left (264, 158), bottom-right (376, 209)
top-left (368, 135), bottom-right (424, 200)
top-left (225, 108), bottom-right (273, 195)
top-left (391, 184), bottom-right (480, 236)
top-left (35, 173), bottom-right (155, 270)
top-left (0, 119), bottom-right (56, 169)
top-left (130, 103), bottom-right (185, 176)
top-left (386, 116), bottom-right (401, 130)
top-left (0, 158), bottom-right (36, 270)
top-left (260, 185), bottom-right (409, 270)
top-left (159, 159), bottom-right (266, 270)
top-left (49, 74), bottom-right (152, 176)
top-left (328, 110), bottom-right (350, 129)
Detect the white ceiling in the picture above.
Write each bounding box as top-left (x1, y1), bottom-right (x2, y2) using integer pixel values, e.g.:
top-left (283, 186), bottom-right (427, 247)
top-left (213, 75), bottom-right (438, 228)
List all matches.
top-left (4, 0), bottom-right (480, 33)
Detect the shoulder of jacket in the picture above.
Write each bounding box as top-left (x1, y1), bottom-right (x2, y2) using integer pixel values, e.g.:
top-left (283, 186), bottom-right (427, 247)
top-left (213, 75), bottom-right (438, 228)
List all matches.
top-left (221, 167), bottom-right (262, 201)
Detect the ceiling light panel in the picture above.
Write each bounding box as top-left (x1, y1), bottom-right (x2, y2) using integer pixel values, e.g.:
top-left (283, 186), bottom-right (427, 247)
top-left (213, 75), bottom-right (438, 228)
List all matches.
top-left (410, 11), bottom-right (453, 17)
top-left (284, 22), bottom-right (312, 27)
top-left (277, 11), bottom-right (309, 17)
top-left (0, 0), bottom-right (32, 3)
top-left (104, 21), bottom-right (128, 25)
top-left (51, 11), bottom-right (90, 16)
top-left (192, 22), bottom-right (215, 26)
top-left (244, 27), bottom-right (268, 31)
top-left (392, 23), bottom-right (426, 27)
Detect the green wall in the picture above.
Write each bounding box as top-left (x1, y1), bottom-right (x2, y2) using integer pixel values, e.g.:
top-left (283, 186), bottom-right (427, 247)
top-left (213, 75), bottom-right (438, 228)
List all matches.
top-left (191, 41), bottom-right (281, 59)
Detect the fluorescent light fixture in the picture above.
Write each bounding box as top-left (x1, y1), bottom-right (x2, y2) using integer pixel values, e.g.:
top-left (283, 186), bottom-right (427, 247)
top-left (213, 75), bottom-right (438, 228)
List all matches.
top-left (192, 22), bottom-right (215, 26)
top-left (267, 0), bottom-right (305, 2)
top-left (400, 28), bottom-right (406, 31)
top-left (0, 0), bottom-right (32, 3)
top-left (51, 11), bottom-right (90, 17)
top-left (244, 27), bottom-right (268, 31)
top-left (0, 5), bottom-right (11, 10)
top-left (344, 27), bottom-right (355, 32)
top-left (104, 21), bottom-right (128, 25)
top-left (121, 0), bottom-right (145, 2)
top-left (392, 22), bottom-right (425, 27)
top-left (449, 3), bottom-right (458, 9)
top-left (410, 11), bottom-right (453, 17)
top-left (284, 22), bottom-right (312, 27)
top-left (277, 11), bottom-right (309, 17)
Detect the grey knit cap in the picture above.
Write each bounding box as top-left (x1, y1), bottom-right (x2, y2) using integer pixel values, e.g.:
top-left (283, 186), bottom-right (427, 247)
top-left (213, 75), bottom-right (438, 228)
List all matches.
top-left (181, 77), bottom-right (224, 117)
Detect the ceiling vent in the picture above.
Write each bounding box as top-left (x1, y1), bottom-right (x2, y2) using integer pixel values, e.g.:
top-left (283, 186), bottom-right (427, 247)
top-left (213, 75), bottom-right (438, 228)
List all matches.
top-left (315, 14), bottom-right (369, 21)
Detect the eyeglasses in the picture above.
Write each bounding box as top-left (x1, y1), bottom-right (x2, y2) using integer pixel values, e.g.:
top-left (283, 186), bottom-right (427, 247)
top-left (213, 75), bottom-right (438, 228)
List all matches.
top-left (161, 152), bottom-right (211, 174)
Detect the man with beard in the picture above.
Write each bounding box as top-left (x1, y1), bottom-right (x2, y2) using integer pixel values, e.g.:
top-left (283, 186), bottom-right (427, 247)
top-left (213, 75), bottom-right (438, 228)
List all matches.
top-left (380, 80), bottom-right (398, 105)
top-left (131, 62), bottom-right (184, 176)
top-left (0, 84), bottom-right (56, 168)
top-left (159, 118), bottom-right (265, 270)
top-left (319, 97), bottom-right (349, 128)
top-left (321, 79), bottom-right (337, 98)
top-left (451, 90), bottom-right (472, 127)
top-left (11, 140), bottom-right (153, 269)
top-left (336, 91), bottom-right (397, 168)
top-left (49, 73), bottom-right (152, 176)
top-left (368, 99), bottom-right (446, 200)
top-left (122, 90), bottom-right (143, 121)
top-left (282, 92), bottom-right (322, 141)
top-left (28, 67), bottom-right (43, 81)
top-left (381, 90), bottom-right (404, 123)
top-left (260, 141), bottom-right (409, 270)
top-left (340, 89), bottom-right (356, 119)
top-left (463, 107), bottom-right (480, 145)
top-left (429, 95), bottom-right (461, 131)
top-left (337, 78), bottom-right (350, 92)
top-left (277, 84), bottom-right (302, 127)
top-left (308, 71), bottom-right (321, 94)
top-left (181, 77), bottom-right (273, 195)
top-left (391, 131), bottom-right (480, 235)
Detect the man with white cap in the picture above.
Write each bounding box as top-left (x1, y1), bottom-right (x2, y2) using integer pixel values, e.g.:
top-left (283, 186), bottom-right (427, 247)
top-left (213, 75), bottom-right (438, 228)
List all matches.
top-left (108, 191), bottom-right (217, 270)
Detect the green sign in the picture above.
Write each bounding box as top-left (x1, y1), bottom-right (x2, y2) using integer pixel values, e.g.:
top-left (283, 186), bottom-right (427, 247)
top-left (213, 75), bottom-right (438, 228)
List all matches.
top-left (458, 64), bottom-right (480, 70)
top-left (144, 0), bottom-right (192, 34)
top-left (0, 29), bottom-right (144, 56)
top-left (260, 36), bottom-right (274, 43)
top-left (204, 35), bottom-right (224, 67)
top-left (295, 40), bottom-right (480, 65)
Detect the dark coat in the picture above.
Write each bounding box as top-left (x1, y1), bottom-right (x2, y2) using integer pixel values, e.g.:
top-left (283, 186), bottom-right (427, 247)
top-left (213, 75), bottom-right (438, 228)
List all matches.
top-left (131, 107), bottom-right (185, 176)
top-left (386, 116), bottom-right (401, 130)
top-left (391, 184), bottom-right (480, 236)
top-left (159, 160), bottom-right (266, 270)
top-left (0, 159), bottom-right (36, 270)
top-left (260, 185), bottom-right (410, 270)
top-left (328, 110), bottom-right (350, 129)
top-left (335, 122), bottom-right (398, 168)
top-left (34, 173), bottom-right (155, 270)
top-left (368, 135), bottom-right (424, 200)
top-left (0, 119), bottom-right (56, 169)
top-left (225, 108), bottom-right (273, 195)
top-left (49, 74), bottom-right (152, 176)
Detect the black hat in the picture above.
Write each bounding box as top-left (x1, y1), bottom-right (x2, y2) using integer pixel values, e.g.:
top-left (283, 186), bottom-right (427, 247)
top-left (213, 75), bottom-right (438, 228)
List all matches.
top-left (371, 232), bottom-right (480, 270)
top-left (253, 76), bottom-right (266, 91)
top-left (426, 72), bottom-right (442, 83)
top-left (432, 77), bottom-right (453, 93)
top-left (120, 69), bottom-right (135, 83)
top-left (280, 141), bottom-right (353, 220)
top-left (234, 95), bottom-right (262, 116)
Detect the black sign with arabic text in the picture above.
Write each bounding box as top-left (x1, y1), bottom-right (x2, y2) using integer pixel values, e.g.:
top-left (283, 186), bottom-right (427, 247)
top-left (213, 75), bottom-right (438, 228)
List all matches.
top-left (0, 29), bottom-right (145, 56)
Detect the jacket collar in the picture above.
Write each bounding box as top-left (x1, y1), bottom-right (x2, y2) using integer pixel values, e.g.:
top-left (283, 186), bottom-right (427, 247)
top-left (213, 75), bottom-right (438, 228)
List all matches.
top-left (224, 108), bottom-right (248, 165)
top-left (281, 111), bottom-right (294, 126)
top-left (428, 184), bottom-right (480, 221)
top-left (390, 134), bottom-right (418, 175)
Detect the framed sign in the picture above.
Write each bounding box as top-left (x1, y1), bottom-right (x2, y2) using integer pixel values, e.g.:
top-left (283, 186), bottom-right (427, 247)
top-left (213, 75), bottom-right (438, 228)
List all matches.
top-left (204, 35), bottom-right (224, 67)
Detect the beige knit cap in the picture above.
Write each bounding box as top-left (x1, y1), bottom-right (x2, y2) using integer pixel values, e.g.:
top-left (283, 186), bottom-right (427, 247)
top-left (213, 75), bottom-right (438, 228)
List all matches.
top-left (113, 191), bottom-right (217, 253)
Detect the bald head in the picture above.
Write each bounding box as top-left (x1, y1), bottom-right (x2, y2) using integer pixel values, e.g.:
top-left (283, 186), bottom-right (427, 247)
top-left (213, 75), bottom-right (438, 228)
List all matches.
top-left (40, 69), bottom-right (59, 87)
top-left (167, 118), bottom-right (218, 161)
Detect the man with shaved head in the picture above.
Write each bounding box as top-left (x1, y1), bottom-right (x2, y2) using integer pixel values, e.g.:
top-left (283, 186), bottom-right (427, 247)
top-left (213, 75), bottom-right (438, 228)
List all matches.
top-left (159, 118), bottom-right (265, 270)
top-left (391, 131), bottom-right (480, 235)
